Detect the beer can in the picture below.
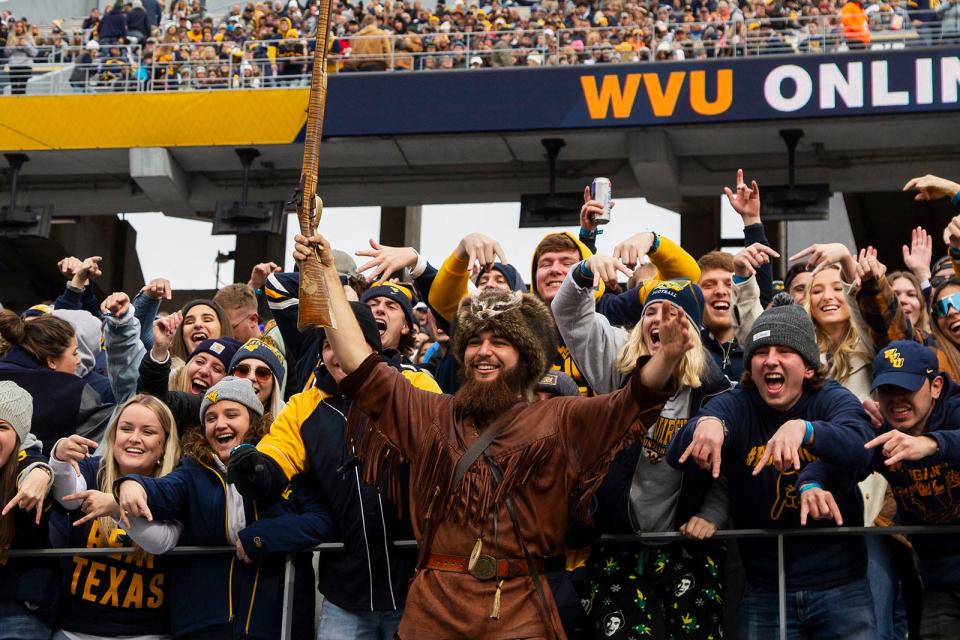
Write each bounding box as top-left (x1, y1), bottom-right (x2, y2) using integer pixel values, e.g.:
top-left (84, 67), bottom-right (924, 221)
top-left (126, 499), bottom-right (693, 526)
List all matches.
top-left (590, 177), bottom-right (612, 225)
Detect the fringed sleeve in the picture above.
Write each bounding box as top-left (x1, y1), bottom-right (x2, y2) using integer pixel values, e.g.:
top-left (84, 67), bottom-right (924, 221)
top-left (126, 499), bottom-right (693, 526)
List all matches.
top-left (557, 354), bottom-right (676, 518)
top-left (341, 353), bottom-right (452, 516)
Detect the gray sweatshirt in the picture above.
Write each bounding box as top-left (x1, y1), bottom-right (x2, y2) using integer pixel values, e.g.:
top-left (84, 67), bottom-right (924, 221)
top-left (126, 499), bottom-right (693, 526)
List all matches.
top-left (551, 270), bottom-right (728, 532)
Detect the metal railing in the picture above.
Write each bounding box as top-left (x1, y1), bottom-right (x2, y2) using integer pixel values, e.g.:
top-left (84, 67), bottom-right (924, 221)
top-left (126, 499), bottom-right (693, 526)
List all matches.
top-left (7, 524), bottom-right (959, 640)
top-left (2, 15), bottom-right (957, 95)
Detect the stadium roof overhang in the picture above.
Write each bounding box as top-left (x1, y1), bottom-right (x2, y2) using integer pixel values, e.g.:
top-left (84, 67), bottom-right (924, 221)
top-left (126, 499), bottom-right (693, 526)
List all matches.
top-left (0, 46), bottom-right (958, 218)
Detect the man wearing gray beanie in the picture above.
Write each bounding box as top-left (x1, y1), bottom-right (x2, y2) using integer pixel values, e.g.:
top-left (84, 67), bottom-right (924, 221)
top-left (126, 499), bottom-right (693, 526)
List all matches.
top-left (667, 299), bottom-right (878, 637)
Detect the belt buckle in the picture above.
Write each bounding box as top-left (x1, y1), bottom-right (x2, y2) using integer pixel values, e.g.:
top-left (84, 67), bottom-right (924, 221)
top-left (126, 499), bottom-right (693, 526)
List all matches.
top-left (469, 554), bottom-right (497, 581)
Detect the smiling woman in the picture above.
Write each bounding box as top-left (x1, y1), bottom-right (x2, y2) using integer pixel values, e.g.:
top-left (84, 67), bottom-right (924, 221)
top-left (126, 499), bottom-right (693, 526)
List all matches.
top-left (169, 299), bottom-right (234, 366)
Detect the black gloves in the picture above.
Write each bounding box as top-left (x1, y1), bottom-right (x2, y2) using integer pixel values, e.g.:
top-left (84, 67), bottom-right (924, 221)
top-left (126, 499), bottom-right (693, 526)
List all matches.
top-left (227, 444), bottom-right (286, 503)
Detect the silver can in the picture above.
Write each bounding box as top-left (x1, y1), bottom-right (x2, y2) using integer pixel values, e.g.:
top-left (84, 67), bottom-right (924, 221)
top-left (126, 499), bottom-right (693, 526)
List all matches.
top-left (590, 177), bottom-right (612, 225)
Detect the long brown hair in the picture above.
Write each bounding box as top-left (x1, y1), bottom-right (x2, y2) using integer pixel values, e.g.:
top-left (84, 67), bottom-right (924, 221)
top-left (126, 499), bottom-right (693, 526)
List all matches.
top-left (0, 435), bottom-right (20, 550)
top-left (888, 270), bottom-right (931, 336)
top-left (0, 311), bottom-right (75, 365)
top-left (170, 300), bottom-right (233, 363)
top-left (181, 407), bottom-right (268, 464)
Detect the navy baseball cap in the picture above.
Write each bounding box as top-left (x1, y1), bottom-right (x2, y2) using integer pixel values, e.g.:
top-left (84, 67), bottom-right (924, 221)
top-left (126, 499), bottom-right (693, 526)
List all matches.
top-left (871, 340), bottom-right (939, 392)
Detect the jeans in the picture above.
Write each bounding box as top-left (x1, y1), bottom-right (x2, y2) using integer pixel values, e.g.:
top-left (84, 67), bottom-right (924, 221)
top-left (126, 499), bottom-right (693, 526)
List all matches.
top-left (865, 535), bottom-right (908, 639)
top-left (317, 599), bottom-right (403, 640)
top-left (739, 577), bottom-right (876, 639)
top-left (0, 601), bottom-right (51, 640)
top-left (919, 588), bottom-right (960, 639)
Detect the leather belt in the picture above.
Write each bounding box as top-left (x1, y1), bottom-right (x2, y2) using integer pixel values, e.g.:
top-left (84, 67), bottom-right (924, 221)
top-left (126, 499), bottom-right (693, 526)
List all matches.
top-left (425, 553), bottom-right (564, 581)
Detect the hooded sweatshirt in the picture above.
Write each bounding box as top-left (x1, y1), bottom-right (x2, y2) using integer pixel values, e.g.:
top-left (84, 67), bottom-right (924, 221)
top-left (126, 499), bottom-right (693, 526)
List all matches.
top-left (52, 308), bottom-right (115, 404)
top-left (552, 269), bottom-right (731, 536)
top-left (801, 373), bottom-right (960, 588)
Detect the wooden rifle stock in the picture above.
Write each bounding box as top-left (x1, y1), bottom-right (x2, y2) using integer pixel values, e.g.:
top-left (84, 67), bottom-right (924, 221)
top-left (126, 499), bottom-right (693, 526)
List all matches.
top-left (296, 0), bottom-right (335, 330)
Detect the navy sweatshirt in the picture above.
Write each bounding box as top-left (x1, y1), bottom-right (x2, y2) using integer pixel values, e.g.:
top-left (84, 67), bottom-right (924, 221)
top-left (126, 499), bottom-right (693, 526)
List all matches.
top-left (0, 346), bottom-right (112, 453)
top-left (128, 455), bottom-right (332, 639)
top-left (50, 457), bottom-right (169, 636)
top-left (0, 449), bottom-right (60, 625)
top-left (667, 380), bottom-right (875, 590)
top-left (802, 375), bottom-right (960, 588)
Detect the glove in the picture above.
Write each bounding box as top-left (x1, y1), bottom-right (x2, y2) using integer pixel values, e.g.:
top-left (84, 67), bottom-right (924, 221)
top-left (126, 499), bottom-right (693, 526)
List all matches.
top-left (227, 444), bottom-right (286, 503)
top-left (227, 444), bottom-right (266, 491)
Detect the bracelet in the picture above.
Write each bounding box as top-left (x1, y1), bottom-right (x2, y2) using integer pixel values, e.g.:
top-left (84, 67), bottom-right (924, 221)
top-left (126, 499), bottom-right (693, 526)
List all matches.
top-left (732, 274), bottom-right (750, 284)
top-left (950, 246), bottom-right (960, 259)
top-left (951, 191), bottom-right (960, 208)
top-left (649, 232), bottom-right (660, 254)
top-left (798, 482), bottom-right (822, 494)
top-left (802, 421), bottom-right (814, 446)
top-left (253, 287), bottom-right (264, 296)
top-left (579, 261), bottom-right (594, 278)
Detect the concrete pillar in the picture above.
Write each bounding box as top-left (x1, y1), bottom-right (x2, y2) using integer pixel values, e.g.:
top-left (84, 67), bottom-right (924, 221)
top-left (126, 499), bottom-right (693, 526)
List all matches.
top-left (233, 216), bottom-right (288, 285)
top-left (379, 206), bottom-right (422, 252)
top-left (679, 196), bottom-right (721, 261)
top-left (129, 147), bottom-right (194, 217)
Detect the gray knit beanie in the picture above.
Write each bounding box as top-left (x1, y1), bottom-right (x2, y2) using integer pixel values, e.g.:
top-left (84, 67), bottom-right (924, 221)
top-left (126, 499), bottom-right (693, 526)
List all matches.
top-left (0, 381), bottom-right (34, 446)
top-left (743, 302), bottom-right (821, 368)
top-left (199, 376), bottom-right (264, 421)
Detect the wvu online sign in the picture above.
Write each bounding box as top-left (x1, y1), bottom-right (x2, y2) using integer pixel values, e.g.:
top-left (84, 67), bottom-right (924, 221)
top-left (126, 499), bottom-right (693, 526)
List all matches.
top-left (324, 47), bottom-right (960, 137)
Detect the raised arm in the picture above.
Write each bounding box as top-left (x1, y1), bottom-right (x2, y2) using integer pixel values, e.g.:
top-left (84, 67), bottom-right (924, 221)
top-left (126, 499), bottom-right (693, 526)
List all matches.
top-left (551, 262), bottom-right (630, 394)
top-left (428, 233), bottom-right (508, 323)
top-left (101, 292), bottom-right (146, 405)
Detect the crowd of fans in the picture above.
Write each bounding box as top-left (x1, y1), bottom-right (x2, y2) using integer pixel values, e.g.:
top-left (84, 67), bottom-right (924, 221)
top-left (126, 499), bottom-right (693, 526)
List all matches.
top-left (0, 0), bottom-right (958, 92)
top-left (2, 170), bottom-right (960, 639)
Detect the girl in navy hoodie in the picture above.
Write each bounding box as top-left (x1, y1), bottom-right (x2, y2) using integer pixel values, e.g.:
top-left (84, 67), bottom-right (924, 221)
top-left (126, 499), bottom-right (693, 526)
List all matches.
top-left (49, 394), bottom-right (181, 639)
top-left (116, 377), bottom-right (332, 640)
top-left (0, 380), bottom-right (60, 639)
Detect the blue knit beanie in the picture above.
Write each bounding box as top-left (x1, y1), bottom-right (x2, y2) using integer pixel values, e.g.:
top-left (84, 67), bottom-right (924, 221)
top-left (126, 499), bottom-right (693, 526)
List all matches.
top-left (642, 279), bottom-right (704, 328)
top-left (229, 339), bottom-right (286, 384)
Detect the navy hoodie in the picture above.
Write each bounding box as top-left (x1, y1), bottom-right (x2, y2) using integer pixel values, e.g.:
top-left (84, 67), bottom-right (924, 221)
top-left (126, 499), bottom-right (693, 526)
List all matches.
top-left (802, 374), bottom-right (960, 588)
top-left (0, 449), bottom-right (59, 626)
top-left (0, 346), bottom-right (112, 453)
top-left (50, 457), bottom-right (169, 636)
top-left (127, 455), bottom-right (332, 639)
top-left (667, 379), bottom-right (875, 590)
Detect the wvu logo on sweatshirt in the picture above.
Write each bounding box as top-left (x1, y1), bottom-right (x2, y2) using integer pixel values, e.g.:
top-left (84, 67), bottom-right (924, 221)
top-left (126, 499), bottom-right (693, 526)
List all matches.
top-left (69, 520), bottom-right (164, 609)
top-left (887, 461), bottom-right (960, 524)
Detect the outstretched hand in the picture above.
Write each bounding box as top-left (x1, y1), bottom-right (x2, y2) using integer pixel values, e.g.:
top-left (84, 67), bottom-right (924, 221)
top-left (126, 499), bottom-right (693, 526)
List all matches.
top-left (141, 277), bottom-right (173, 301)
top-left (856, 246), bottom-right (887, 283)
top-left (865, 429), bottom-right (939, 465)
top-left (100, 292), bottom-right (131, 318)
top-left (902, 226), bottom-right (933, 282)
top-left (733, 243), bottom-right (779, 277)
top-left (152, 311), bottom-right (183, 360)
top-left (248, 263), bottom-right (281, 290)
top-left (452, 233), bottom-right (508, 278)
top-left (723, 168), bottom-right (761, 223)
top-left (678, 417), bottom-right (725, 478)
top-left (903, 175), bottom-right (960, 202)
top-left (355, 239), bottom-right (419, 282)
top-left (799, 486), bottom-right (843, 526)
top-left (2, 467), bottom-right (51, 525)
top-left (584, 255), bottom-right (633, 290)
top-left (753, 419), bottom-right (807, 475)
top-left (612, 232), bottom-right (656, 269)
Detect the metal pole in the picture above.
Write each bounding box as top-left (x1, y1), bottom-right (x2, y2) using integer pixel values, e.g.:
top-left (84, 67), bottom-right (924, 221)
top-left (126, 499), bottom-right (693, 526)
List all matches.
top-left (778, 534), bottom-right (786, 640)
top-left (280, 553), bottom-right (296, 640)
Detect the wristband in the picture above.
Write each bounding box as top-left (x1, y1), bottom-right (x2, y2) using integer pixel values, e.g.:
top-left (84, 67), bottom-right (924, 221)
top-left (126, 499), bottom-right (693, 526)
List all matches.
top-left (732, 274), bottom-right (750, 284)
top-left (253, 287), bottom-right (264, 296)
top-left (952, 191), bottom-right (960, 208)
top-left (231, 443), bottom-right (256, 455)
top-left (579, 227), bottom-right (597, 240)
top-left (649, 232), bottom-right (660, 254)
top-left (950, 246), bottom-right (960, 259)
top-left (798, 482), bottom-right (822, 494)
top-left (579, 261), bottom-right (594, 279)
top-left (802, 421), bottom-right (814, 446)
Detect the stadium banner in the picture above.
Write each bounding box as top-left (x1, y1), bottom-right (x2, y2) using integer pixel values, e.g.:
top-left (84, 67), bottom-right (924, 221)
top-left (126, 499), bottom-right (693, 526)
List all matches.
top-left (323, 47), bottom-right (960, 136)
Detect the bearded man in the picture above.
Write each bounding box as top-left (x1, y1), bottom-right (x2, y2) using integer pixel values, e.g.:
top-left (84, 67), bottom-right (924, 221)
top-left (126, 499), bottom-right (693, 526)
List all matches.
top-left (288, 232), bottom-right (691, 639)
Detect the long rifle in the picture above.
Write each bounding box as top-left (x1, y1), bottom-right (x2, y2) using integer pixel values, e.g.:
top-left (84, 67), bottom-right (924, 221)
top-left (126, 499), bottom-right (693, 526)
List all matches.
top-left (296, 0), bottom-right (335, 329)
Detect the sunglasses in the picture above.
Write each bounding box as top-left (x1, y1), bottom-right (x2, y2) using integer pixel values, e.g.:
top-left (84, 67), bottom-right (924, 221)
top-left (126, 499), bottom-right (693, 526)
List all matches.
top-left (935, 291), bottom-right (960, 318)
top-left (233, 363), bottom-right (273, 383)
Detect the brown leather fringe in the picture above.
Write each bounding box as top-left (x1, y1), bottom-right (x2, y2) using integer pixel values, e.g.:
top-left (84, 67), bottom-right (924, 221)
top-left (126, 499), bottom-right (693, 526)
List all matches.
top-left (345, 409), bottom-right (407, 515)
top-left (445, 435), bottom-right (558, 527)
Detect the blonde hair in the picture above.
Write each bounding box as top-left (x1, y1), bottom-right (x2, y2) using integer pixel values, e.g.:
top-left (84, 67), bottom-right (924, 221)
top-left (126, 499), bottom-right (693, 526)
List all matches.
top-left (99, 396), bottom-right (180, 545)
top-left (802, 266), bottom-right (872, 383)
top-left (615, 314), bottom-right (706, 389)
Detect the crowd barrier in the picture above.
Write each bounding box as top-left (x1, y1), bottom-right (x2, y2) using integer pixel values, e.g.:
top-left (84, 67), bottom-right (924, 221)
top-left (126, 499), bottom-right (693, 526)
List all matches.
top-left (4, 17), bottom-right (958, 95)
top-left (8, 525), bottom-right (960, 640)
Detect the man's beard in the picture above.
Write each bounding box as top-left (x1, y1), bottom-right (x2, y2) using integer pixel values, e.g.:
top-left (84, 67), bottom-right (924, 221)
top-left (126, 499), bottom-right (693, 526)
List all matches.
top-left (454, 363), bottom-right (528, 427)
